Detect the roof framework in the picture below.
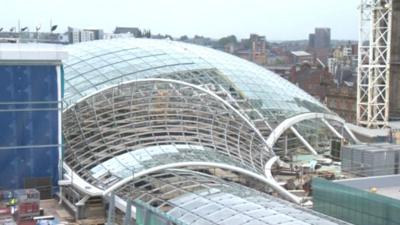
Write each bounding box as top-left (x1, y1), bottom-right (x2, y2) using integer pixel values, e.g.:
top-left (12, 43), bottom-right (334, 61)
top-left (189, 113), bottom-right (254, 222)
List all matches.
top-left (63, 79), bottom-right (273, 190)
top-left (61, 38), bottom-right (357, 224)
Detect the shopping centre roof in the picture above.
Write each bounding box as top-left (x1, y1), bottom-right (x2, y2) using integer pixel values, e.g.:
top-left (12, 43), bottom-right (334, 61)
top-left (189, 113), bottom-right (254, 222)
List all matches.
top-left (62, 38), bottom-right (353, 224)
top-left (64, 38), bottom-right (330, 123)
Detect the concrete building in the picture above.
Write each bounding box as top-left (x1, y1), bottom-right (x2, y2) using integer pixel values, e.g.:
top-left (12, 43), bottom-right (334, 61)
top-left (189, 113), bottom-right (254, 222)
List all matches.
top-left (80, 30), bottom-right (95, 42)
top-left (83, 29), bottom-right (104, 40)
top-left (0, 44), bottom-right (67, 198)
top-left (68, 27), bottom-right (80, 43)
top-left (308, 34), bottom-right (315, 50)
top-left (308, 28), bottom-right (331, 65)
top-left (290, 51), bottom-right (313, 64)
top-left (314, 28), bottom-right (331, 49)
top-left (67, 27), bottom-right (104, 44)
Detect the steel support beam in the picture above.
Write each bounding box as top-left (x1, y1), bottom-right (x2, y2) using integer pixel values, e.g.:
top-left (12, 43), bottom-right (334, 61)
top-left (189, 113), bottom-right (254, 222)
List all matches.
top-left (265, 112), bottom-right (355, 149)
top-left (123, 199), bottom-right (132, 225)
top-left (106, 192), bottom-right (115, 225)
top-left (103, 161), bottom-right (302, 204)
top-left (290, 127), bottom-right (318, 155)
top-left (321, 118), bottom-right (344, 140)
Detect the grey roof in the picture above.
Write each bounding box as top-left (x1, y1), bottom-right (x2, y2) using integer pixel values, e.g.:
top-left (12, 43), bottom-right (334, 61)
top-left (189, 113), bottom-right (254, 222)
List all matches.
top-left (113, 27), bottom-right (141, 35)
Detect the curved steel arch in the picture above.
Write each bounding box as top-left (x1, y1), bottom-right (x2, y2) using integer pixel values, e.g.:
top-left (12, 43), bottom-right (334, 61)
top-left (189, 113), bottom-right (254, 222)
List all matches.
top-left (265, 112), bottom-right (360, 150)
top-left (64, 78), bottom-right (269, 144)
top-left (63, 162), bottom-right (103, 196)
top-left (112, 168), bottom-right (349, 224)
top-left (103, 161), bottom-right (302, 204)
top-left (63, 78), bottom-right (275, 191)
top-left (262, 114), bottom-right (360, 202)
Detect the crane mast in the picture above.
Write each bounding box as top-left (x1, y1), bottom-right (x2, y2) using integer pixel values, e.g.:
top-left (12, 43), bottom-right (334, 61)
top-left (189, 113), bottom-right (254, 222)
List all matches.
top-left (357, 0), bottom-right (392, 128)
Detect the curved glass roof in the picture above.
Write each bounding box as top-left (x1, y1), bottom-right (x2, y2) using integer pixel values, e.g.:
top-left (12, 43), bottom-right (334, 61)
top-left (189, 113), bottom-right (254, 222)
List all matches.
top-left (62, 39), bottom-right (351, 224)
top-left (63, 79), bottom-right (272, 190)
top-left (64, 38), bottom-right (331, 123)
top-left (117, 169), bottom-right (348, 225)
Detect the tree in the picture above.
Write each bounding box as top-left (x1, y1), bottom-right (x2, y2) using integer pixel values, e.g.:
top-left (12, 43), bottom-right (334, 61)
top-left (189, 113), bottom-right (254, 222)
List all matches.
top-left (180, 35), bottom-right (189, 41)
top-left (136, 30), bottom-right (143, 38)
top-left (218, 35), bottom-right (238, 46)
top-left (139, 29), bottom-right (151, 38)
top-left (165, 34), bottom-right (173, 40)
top-left (241, 39), bottom-right (251, 49)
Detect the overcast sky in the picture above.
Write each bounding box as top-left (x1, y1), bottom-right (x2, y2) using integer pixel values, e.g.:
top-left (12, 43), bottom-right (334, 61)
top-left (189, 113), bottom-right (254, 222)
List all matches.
top-left (1, 0), bottom-right (359, 40)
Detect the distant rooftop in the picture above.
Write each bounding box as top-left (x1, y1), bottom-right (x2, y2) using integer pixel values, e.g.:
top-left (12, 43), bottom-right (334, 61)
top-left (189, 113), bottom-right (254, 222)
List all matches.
top-left (346, 123), bottom-right (390, 138)
top-left (291, 51), bottom-right (311, 57)
top-left (344, 143), bottom-right (400, 152)
top-left (113, 27), bottom-right (140, 35)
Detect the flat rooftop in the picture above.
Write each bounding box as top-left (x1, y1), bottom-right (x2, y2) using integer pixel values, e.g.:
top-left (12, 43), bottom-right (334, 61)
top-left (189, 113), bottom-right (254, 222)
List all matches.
top-left (343, 142), bottom-right (400, 152)
top-left (291, 51), bottom-right (311, 56)
top-left (0, 43), bottom-right (67, 61)
top-left (335, 174), bottom-right (400, 201)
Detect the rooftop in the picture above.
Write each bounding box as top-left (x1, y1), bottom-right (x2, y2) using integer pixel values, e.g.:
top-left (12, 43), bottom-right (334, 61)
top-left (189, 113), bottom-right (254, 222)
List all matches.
top-left (336, 174), bottom-right (400, 201)
top-left (291, 51), bottom-right (311, 57)
top-left (0, 43), bottom-right (67, 61)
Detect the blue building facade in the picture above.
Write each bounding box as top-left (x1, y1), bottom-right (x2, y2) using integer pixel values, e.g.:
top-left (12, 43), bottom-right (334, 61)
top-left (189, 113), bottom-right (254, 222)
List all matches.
top-left (0, 44), bottom-right (66, 198)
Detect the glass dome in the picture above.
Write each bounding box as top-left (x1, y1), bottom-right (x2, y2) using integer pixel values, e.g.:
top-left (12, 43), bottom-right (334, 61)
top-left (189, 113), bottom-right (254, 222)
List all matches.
top-left (61, 39), bottom-right (356, 224)
top-left (63, 38), bottom-right (331, 124)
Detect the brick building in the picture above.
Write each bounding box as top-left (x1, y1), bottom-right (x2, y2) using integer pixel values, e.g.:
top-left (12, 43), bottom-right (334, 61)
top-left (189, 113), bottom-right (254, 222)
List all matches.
top-left (234, 34), bottom-right (267, 65)
top-left (289, 63), bottom-right (357, 123)
top-left (289, 64), bottom-right (330, 102)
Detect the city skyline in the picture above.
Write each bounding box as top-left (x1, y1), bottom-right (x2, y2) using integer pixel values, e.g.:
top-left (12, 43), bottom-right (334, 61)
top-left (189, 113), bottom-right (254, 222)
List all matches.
top-left (1, 0), bottom-right (359, 40)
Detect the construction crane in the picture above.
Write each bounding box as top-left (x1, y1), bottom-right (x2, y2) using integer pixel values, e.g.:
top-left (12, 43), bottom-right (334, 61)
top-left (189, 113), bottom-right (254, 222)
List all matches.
top-left (357, 0), bottom-right (393, 128)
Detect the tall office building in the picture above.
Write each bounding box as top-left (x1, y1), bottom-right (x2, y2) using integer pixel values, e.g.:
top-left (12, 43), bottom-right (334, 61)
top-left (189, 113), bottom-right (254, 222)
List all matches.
top-left (0, 44), bottom-right (67, 198)
top-left (308, 28), bottom-right (331, 64)
top-left (315, 28), bottom-right (331, 49)
top-left (309, 33), bottom-right (315, 49)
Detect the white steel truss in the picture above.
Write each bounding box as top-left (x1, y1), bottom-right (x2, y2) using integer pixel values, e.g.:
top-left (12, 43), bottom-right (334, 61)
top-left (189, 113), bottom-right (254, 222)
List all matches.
top-left (357, 0), bottom-right (393, 128)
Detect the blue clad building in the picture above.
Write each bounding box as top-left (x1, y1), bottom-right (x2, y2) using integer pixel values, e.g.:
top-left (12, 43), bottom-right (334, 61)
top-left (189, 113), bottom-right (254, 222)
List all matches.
top-left (0, 44), bottom-right (67, 198)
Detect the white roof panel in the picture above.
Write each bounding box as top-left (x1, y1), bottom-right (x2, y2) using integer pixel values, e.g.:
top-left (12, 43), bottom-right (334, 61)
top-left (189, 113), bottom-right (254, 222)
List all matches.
top-left (0, 43), bottom-right (67, 61)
